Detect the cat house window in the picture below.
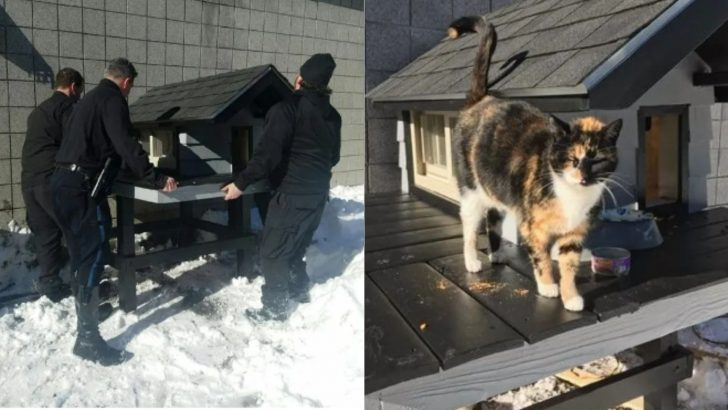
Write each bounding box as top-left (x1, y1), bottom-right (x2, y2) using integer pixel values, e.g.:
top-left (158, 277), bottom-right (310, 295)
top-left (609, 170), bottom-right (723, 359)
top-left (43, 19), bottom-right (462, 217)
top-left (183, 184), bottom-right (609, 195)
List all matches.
top-left (410, 111), bottom-right (459, 200)
top-left (140, 128), bottom-right (175, 169)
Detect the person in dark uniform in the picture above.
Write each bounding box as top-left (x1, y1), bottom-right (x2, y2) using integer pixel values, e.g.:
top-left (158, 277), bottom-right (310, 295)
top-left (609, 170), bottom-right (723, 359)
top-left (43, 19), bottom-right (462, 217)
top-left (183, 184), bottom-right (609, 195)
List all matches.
top-left (21, 68), bottom-right (84, 301)
top-left (222, 53), bottom-right (341, 321)
top-left (51, 58), bottom-right (178, 365)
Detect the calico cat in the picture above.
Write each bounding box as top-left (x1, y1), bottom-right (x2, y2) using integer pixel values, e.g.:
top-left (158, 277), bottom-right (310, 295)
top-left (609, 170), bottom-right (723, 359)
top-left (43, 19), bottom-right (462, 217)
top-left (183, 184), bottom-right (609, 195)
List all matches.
top-left (449, 17), bottom-right (622, 312)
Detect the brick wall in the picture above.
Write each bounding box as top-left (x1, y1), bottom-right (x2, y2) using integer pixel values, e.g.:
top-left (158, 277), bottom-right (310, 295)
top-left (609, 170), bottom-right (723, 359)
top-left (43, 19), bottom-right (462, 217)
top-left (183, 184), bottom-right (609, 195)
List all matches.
top-left (0, 0), bottom-right (364, 228)
top-left (365, 0), bottom-right (513, 193)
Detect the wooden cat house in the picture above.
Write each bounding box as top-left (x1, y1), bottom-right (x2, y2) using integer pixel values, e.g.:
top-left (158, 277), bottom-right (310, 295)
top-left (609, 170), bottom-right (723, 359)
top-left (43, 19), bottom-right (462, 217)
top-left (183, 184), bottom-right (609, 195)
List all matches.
top-left (368, 0), bottom-right (728, 243)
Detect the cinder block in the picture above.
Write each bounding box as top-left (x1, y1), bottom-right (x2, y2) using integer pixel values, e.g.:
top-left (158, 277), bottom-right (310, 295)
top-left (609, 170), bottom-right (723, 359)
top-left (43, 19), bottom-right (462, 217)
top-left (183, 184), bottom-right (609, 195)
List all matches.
top-left (83, 8), bottom-right (105, 34)
top-left (364, 0), bottom-right (407, 25)
top-left (184, 0), bottom-right (202, 22)
top-left (33, 2), bottom-right (58, 30)
top-left (165, 66), bottom-right (182, 83)
top-left (366, 22), bottom-right (410, 72)
top-left (105, 12), bottom-right (127, 37)
top-left (31, 29), bottom-right (59, 57)
top-left (128, 0), bottom-right (148, 15)
top-left (199, 67), bottom-right (216, 77)
top-left (8, 81), bottom-right (35, 108)
top-left (217, 49), bottom-right (233, 69)
top-left (232, 29), bottom-right (247, 50)
top-left (148, 0), bottom-right (166, 18)
top-left (184, 22), bottom-right (201, 45)
top-left (250, 0), bottom-right (265, 11)
top-left (0, 161), bottom-right (9, 186)
top-left (201, 24), bottom-right (217, 47)
top-left (218, 27), bottom-right (234, 48)
top-left (166, 0), bottom-right (185, 20)
top-left (9, 107), bottom-right (31, 133)
top-left (11, 184), bottom-right (23, 208)
top-left (58, 6), bottom-right (83, 33)
top-left (289, 16), bottom-right (303, 36)
top-left (127, 15), bottom-right (147, 40)
top-left (147, 17), bottom-right (165, 41)
top-left (165, 43), bottom-right (183, 66)
top-left (260, 51), bottom-right (275, 65)
top-left (219, 5), bottom-right (235, 28)
top-left (106, 37), bottom-right (127, 60)
top-left (147, 41), bottom-right (166, 64)
top-left (10, 159), bottom-right (20, 184)
top-left (83, 0), bottom-right (105, 9)
top-left (7, 27), bottom-right (33, 54)
top-left (410, 27), bottom-right (445, 60)
top-left (262, 32), bottom-right (275, 51)
top-left (105, 0), bottom-right (127, 12)
top-left (132, 63), bottom-right (147, 86)
top-left (167, 20), bottom-right (184, 44)
top-left (275, 34), bottom-right (289, 54)
top-left (9, 133), bottom-right (23, 158)
top-left (127, 39), bottom-right (147, 63)
top-left (183, 66), bottom-right (199, 80)
top-left (315, 20), bottom-right (327, 39)
top-left (0, 83), bottom-right (7, 108)
top-left (263, 12), bottom-right (277, 32)
top-left (247, 51), bottom-right (261, 65)
top-left (59, 32), bottom-right (83, 58)
top-left (232, 50), bottom-right (247, 69)
top-left (202, 2), bottom-right (219, 26)
top-left (5, 0), bottom-right (33, 27)
top-left (288, 36), bottom-right (302, 54)
top-left (0, 210), bottom-right (13, 228)
top-left (146, 64), bottom-right (165, 86)
top-left (234, 8), bottom-right (250, 30)
top-left (304, 0), bottom-right (317, 19)
top-left (83, 35), bottom-right (105, 59)
top-left (249, 10), bottom-right (264, 31)
top-left (84, 59), bottom-right (106, 82)
top-left (248, 30), bottom-right (262, 51)
top-left (200, 47), bottom-right (216, 68)
top-left (0, 107), bottom-right (10, 133)
top-left (184, 45), bottom-right (201, 67)
top-left (59, 0), bottom-right (83, 6)
top-left (59, 57), bottom-right (84, 75)
top-left (0, 185), bottom-right (11, 210)
top-left (0, 135), bottom-right (9, 160)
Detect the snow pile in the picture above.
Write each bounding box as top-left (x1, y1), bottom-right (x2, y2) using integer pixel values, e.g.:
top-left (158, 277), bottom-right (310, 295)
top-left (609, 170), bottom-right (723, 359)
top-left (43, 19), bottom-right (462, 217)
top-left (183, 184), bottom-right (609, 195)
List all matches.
top-left (0, 186), bottom-right (364, 408)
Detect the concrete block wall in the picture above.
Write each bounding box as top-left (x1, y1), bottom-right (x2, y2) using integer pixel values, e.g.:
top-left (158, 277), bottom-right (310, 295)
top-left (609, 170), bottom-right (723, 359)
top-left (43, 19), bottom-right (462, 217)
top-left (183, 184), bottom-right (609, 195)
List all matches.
top-left (709, 103), bottom-right (728, 207)
top-left (0, 0), bottom-right (364, 228)
top-left (365, 0), bottom-right (513, 194)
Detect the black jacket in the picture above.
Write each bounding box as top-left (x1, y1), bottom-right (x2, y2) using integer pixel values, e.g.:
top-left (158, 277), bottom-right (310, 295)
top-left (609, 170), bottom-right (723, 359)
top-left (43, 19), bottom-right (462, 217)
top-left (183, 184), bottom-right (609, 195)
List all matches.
top-left (234, 89), bottom-right (342, 194)
top-left (21, 91), bottom-right (76, 187)
top-left (55, 79), bottom-right (165, 188)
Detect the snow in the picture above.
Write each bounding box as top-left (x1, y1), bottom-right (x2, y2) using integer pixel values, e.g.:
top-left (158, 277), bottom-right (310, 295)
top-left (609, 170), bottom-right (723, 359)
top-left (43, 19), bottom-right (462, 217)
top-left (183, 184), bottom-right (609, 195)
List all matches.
top-left (0, 186), bottom-right (364, 408)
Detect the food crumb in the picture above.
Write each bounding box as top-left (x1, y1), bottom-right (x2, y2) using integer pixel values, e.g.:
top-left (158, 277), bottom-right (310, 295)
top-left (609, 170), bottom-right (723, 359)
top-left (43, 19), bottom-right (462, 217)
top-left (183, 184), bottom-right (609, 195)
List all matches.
top-left (468, 281), bottom-right (505, 293)
top-left (435, 279), bottom-right (447, 290)
top-left (513, 288), bottom-right (529, 296)
top-left (419, 322), bottom-right (427, 331)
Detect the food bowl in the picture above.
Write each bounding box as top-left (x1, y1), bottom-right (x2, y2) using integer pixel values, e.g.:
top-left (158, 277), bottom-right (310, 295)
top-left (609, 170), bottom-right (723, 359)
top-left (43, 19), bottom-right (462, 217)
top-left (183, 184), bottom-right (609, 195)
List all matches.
top-left (591, 247), bottom-right (631, 277)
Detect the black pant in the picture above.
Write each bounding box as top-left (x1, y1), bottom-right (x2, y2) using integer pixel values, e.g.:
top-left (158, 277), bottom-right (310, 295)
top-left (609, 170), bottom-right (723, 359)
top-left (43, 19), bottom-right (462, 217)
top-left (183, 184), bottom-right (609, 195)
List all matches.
top-left (22, 177), bottom-right (68, 280)
top-left (50, 169), bottom-right (111, 298)
top-left (259, 191), bottom-right (327, 304)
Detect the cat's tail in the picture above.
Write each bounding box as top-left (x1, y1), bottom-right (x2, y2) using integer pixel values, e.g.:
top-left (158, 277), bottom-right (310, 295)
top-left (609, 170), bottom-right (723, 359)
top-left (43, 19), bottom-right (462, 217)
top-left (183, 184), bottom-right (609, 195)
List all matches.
top-left (447, 16), bottom-right (497, 108)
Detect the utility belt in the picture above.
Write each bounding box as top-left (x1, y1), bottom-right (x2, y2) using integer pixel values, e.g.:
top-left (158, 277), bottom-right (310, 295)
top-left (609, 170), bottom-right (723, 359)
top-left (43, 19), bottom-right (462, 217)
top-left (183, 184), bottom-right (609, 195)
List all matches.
top-left (56, 158), bottom-right (114, 200)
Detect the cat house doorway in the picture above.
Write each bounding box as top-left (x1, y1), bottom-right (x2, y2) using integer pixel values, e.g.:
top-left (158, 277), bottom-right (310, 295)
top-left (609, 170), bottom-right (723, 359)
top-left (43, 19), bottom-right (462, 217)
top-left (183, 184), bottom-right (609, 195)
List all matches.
top-left (636, 105), bottom-right (690, 216)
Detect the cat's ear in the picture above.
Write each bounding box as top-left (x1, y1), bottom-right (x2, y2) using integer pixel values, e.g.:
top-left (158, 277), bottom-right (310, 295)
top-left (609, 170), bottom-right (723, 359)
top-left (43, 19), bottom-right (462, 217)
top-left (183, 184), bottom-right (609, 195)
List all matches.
top-left (549, 115), bottom-right (570, 135)
top-left (604, 119), bottom-right (622, 145)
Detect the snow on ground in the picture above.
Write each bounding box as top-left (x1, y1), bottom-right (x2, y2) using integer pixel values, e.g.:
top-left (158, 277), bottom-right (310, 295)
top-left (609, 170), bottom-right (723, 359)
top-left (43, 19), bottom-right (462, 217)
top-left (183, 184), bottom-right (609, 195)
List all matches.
top-left (0, 186), bottom-right (364, 408)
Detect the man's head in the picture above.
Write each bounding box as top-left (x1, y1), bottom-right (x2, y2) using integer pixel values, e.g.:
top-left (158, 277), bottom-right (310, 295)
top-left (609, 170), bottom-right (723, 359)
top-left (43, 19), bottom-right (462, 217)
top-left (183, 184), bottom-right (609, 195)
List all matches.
top-left (104, 57), bottom-right (138, 97)
top-left (296, 53), bottom-right (336, 95)
top-left (55, 68), bottom-right (84, 100)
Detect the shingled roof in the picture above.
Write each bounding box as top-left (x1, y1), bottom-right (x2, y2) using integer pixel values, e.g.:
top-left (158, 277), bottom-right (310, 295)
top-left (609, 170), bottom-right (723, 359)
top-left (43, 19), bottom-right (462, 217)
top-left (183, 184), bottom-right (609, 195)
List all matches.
top-left (369, 0), bottom-right (728, 111)
top-left (129, 64), bottom-right (292, 125)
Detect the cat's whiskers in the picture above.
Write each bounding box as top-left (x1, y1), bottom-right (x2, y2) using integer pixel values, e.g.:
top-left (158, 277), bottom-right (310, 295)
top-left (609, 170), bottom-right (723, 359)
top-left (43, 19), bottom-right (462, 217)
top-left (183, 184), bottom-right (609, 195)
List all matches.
top-left (597, 177), bottom-right (635, 199)
top-left (599, 181), bottom-right (619, 208)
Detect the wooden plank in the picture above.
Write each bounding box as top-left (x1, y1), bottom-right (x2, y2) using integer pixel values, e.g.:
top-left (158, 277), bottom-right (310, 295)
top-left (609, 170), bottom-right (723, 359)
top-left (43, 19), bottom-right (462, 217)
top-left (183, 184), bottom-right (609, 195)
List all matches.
top-left (366, 225), bottom-right (463, 252)
top-left (369, 279), bottom-right (728, 409)
top-left (366, 215), bottom-right (460, 238)
top-left (366, 194), bottom-right (415, 206)
top-left (429, 253), bottom-right (597, 343)
top-left (369, 263), bottom-right (525, 370)
top-left (366, 236), bottom-right (487, 272)
top-left (366, 200), bottom-right (431, 213)
top-left (365, 277), bottom-right (440, 394)
top-left (366, 206), bottom-right (446, 223)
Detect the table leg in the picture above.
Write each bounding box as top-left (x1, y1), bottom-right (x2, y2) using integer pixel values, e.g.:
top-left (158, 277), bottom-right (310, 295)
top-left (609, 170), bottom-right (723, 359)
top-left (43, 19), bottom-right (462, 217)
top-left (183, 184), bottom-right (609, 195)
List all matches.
top-left (637, 333), bottom-right (679, 410)
top-left (228, 196), bottom-right (255, 279)
top-left (180, 201), bottom-right (195, 247)
top-left (117, 196), bottom-right (137, 312)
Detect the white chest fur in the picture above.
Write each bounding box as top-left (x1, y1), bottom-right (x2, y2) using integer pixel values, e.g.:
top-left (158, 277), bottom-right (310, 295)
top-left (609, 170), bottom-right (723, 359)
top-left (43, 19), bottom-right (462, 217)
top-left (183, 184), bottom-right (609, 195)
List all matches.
top-left (551, 171), bottom-right (604, 233)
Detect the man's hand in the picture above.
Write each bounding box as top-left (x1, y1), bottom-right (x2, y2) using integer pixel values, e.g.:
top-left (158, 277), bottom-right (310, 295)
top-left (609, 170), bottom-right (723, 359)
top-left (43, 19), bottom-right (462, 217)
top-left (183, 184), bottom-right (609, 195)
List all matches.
top-left (222, 182), bottom-right (243, 201)
top-left (161, 176), bottom-right (178, 192)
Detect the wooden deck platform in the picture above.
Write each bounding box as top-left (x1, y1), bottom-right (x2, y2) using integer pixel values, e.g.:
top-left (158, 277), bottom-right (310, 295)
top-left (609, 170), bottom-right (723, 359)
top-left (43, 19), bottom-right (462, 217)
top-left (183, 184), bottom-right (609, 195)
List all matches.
top-left (365, 193), bottom-right (728, 409)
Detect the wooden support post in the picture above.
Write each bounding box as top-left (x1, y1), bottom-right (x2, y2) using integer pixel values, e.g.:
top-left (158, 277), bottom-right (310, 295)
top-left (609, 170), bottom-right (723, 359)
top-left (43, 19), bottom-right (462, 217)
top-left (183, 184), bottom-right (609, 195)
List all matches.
top-left (228, 196), bottom-right (254, 279)
top-left (117, 196), bottom-right (137, 312)
top-left (636, 333), bottom-right (680, 410)
top-left (179, 201), bottom-right (195, 247)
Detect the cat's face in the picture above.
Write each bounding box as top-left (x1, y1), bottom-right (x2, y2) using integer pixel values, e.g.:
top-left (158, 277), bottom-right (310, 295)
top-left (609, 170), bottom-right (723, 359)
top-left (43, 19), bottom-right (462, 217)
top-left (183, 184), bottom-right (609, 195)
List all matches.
top-left (549, 117), bottom-right (622, 187)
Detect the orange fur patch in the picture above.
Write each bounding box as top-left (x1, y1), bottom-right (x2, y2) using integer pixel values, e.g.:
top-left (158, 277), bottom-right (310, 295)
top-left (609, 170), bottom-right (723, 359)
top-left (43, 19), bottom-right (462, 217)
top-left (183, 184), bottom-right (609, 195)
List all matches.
top-left (576, 117), bottom-right (604, 132)
top-left (448, 27), bottom-right (459, 39)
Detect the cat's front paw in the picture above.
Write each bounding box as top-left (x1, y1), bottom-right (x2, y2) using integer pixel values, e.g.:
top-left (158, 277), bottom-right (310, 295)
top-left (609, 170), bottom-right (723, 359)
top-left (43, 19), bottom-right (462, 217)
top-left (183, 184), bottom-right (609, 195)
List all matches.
top-left (563, 295), bottom-right (584, 311)
top-left (536, 282), bottom-right (559, 298)
top-left (464, 256), bottom-right (483, 273)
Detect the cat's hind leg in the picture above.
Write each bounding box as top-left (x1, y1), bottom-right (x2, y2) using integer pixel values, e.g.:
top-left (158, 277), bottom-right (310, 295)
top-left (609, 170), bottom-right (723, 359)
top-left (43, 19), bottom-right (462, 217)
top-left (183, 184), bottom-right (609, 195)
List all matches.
top-left (460, 188), bottom-right (486, 272)
top-left (485, 208), bottom-right (507, 264)
top-left (556, 229), bottom-right (587, 312)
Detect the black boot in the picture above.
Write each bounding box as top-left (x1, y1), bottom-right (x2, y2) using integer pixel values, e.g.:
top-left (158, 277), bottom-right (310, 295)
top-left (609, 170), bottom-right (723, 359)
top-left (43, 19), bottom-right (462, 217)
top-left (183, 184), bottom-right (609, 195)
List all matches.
top-left (289, 262), bottom-right (311, 304)
top-left (73, 287), bottom-right (130, 366)
top-left (33, 275), bottom-right (72, 303)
